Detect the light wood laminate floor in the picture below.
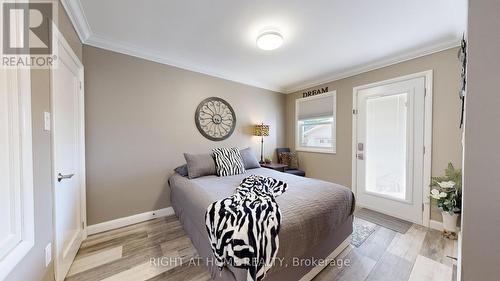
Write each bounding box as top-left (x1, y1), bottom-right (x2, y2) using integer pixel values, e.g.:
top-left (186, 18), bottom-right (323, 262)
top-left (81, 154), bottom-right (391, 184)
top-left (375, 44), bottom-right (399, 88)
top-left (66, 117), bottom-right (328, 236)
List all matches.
top-left (66, 215), bottom-right (457, 281)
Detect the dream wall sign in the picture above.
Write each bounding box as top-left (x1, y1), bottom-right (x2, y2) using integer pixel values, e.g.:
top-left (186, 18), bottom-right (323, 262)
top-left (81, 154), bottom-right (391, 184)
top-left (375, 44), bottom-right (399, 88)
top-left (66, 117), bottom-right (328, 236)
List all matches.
top-left (302, 86), bottom-right (329, 98)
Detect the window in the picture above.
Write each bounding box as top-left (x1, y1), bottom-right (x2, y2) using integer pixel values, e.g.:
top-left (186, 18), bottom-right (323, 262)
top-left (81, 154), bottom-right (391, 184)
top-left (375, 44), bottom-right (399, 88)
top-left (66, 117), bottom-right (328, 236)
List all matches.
top-left (295, 91), bottom-right (336, 153)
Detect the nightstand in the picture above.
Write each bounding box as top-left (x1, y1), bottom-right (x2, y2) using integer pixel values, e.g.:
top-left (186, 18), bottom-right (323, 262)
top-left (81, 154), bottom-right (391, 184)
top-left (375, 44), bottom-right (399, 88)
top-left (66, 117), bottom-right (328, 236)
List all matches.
top-left (260, 163), bottom-right (288, 172)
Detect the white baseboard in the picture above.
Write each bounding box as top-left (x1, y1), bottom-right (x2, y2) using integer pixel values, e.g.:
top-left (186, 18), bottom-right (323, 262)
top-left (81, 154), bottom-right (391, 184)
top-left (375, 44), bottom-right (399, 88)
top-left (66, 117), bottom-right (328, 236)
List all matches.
top-left (299, 237), bottom-right (352, 281)
top-left (429, 219), bottom-right (444, 231)
top-left (86, 207), bottom-right (175, 235)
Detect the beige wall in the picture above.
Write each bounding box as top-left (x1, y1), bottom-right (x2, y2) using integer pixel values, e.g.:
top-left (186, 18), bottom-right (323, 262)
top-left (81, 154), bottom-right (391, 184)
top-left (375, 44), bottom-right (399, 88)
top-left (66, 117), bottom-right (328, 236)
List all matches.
top-left (461, 1), bottom-right (500, 280)
top-left (6, 2), bottom-right (82, 281)
top-left (83, 45), bottom-right (286, 225)
top-left (57, 3), bottom-right (82, 61)
top-left (285, 48), bottom-right (463, 221)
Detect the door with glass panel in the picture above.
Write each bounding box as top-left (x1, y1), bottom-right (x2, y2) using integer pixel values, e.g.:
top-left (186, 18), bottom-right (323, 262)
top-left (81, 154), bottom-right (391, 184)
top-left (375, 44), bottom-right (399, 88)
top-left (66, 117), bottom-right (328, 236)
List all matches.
top-left (354, 77), bottom-right (425, 224)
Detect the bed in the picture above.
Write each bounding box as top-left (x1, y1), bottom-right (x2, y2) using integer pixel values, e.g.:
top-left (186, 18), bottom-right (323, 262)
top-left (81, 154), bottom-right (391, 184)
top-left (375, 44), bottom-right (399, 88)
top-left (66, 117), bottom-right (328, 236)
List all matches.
top-left (169, 167), bottom-right (355, 281)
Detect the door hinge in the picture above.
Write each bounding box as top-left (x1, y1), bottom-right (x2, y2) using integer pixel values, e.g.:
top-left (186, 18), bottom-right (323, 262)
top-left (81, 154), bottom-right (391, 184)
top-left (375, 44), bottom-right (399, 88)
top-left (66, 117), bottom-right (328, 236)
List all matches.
top-left (424, 87), bottom-right (427, 97)
top-left (79, 81), bottom-right (82, 90)
top-left (422, 203), bottom-right (424, 211)
top-left (423, 146), bottom-right (426, 154)
top-left (353, 109), bottom-right (358, 115)
top-left (82, 222), bottom-right (85, 229)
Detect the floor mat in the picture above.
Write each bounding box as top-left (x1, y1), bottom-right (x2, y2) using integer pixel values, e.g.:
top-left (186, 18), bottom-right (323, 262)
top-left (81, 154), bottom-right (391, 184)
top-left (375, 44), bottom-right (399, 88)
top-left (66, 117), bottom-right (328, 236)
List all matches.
top-left (351, 217), bottom-right (377, 247)
top-left (355, 208), bottom-right (412, 234)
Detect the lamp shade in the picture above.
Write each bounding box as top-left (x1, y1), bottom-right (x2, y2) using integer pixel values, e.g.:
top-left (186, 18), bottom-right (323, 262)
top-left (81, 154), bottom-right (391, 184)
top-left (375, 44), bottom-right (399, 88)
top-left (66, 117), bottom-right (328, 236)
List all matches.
top-left (254, 123), bottom-right (269, 137)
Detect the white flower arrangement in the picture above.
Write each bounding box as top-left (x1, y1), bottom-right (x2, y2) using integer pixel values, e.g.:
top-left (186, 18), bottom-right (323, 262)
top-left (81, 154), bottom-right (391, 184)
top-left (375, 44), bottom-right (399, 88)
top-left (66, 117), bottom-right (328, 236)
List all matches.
top-left (431, 163), bottom-right (462, 214)
top-left (430, 180), bottom-right (460, 214)
top-left (430, 188), bottom-right (448, 200)
top-left (437, 181), bottom-right (456, 189)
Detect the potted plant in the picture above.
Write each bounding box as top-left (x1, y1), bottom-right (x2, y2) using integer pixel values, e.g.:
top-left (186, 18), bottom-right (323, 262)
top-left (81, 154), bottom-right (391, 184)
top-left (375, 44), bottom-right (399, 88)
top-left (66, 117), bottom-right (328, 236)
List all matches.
top-left (430, 163), bottom-right (462, 238)
top-left (264, 155), bottom-right (273, 164)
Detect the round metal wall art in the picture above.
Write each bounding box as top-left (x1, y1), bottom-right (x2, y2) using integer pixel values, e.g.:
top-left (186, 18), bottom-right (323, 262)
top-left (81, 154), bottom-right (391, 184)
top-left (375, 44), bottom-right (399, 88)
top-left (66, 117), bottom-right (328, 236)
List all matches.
top-left (195, 97), bottom-right (236, 141)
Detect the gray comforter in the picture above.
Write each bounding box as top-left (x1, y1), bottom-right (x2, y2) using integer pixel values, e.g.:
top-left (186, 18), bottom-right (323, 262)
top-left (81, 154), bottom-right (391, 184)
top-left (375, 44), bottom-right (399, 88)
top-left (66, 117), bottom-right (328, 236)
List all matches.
top-left (169, 168), bottom-right (355, 281)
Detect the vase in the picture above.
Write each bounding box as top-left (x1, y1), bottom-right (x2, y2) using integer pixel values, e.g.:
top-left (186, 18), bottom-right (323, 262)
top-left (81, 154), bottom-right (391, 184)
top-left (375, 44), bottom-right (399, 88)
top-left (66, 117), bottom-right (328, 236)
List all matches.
top-left (441, 211), bottom-right (459, 233)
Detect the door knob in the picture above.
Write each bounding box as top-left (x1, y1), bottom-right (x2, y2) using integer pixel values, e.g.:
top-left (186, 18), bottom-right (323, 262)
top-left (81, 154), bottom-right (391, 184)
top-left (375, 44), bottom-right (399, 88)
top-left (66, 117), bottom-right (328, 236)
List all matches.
top-left (57, 173), bottom-right (74, 182)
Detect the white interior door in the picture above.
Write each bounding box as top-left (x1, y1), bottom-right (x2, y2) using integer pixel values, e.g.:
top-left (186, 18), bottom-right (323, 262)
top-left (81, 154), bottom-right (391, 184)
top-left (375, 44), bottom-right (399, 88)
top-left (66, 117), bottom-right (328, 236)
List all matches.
top-left (354, 76), bottom-right (426, 224)
top-left (52, 32), bottom-right (85, 281)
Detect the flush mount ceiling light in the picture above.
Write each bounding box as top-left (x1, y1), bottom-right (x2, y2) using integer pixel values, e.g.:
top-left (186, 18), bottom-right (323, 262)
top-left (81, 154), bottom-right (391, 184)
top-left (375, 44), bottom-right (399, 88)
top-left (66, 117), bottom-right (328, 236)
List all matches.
top-left (256, 30), bottom-right (284, 51)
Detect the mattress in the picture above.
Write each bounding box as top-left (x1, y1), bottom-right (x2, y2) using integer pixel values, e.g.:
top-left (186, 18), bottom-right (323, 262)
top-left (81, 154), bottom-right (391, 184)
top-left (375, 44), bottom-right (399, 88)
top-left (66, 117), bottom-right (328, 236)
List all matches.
top-left (169, 168), bottom-right (355, 281)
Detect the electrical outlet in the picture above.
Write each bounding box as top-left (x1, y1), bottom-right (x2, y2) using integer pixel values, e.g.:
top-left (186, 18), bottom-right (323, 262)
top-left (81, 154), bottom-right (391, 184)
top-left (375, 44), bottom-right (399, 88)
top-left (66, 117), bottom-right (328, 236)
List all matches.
top-left (45, 243), bottom-right (52, 267)
top-left (43, 112), bottom-right (51, 131)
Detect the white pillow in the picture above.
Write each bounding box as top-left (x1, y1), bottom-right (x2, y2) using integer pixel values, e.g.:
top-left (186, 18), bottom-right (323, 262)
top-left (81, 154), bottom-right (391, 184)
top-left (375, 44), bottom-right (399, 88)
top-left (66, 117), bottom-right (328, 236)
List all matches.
top-left (212, 147), bottom-right (246, 177)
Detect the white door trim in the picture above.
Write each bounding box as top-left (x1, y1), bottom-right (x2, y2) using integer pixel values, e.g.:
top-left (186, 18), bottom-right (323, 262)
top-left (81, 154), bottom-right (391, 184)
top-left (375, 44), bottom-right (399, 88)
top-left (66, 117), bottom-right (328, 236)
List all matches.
top-left (0, 52), bottom-right (35, 280)
top-left (50, 24), bottom-right (86, 281)
top-left (352, 70), bottom-right (433, 226)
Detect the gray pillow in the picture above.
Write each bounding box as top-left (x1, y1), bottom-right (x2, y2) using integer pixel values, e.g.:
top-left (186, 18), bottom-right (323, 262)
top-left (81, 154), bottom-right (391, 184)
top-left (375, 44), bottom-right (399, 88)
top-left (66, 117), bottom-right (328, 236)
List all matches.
top-left (183, 153), bottom-right (216, 179)
top-left (174, 164), bottom-right (188, 177)
top-left (240, 147), bottom-right (261, 169)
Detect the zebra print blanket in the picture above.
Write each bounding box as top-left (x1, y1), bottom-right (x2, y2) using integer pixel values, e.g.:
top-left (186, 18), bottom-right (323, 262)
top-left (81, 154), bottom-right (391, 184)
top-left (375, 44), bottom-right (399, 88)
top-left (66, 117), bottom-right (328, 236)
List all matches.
top-left (205, 175), bottom-right (288, 281)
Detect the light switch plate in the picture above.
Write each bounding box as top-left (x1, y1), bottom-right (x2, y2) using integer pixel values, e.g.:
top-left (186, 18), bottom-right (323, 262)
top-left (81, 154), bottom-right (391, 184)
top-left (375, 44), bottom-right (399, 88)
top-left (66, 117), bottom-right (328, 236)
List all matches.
top-left (45, 243), bottom-right (52, 267)
top-left (44, 112), bottom-right (51, 131)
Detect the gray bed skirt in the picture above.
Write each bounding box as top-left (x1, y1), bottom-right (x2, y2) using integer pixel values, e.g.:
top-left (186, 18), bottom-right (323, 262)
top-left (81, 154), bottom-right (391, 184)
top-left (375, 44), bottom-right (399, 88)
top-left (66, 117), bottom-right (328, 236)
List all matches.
top-left (172, 198), bottom-right (353, 281)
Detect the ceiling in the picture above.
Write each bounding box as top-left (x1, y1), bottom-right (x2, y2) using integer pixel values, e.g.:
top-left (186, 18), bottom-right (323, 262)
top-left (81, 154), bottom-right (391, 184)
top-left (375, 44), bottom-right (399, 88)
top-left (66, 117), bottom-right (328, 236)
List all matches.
top-left (62, 0), bottom-right (467, 93)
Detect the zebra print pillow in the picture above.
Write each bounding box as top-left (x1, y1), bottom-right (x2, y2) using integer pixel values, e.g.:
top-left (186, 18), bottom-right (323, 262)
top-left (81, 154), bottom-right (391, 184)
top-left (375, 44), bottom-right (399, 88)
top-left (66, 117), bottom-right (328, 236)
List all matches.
top-left (212, 147), bottom-right (246, 177)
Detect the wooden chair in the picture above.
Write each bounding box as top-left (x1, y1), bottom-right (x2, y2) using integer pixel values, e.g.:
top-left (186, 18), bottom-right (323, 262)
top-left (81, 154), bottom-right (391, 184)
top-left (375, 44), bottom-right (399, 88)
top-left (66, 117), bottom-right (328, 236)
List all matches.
top-left (276, 148), bottom-right (306, 177)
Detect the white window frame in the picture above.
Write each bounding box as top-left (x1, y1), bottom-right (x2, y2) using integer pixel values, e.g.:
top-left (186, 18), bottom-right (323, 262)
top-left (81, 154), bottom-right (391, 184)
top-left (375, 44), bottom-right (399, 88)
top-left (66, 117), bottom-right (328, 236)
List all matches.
top-left (295, 91), bottom-right (337, 154)
top-left (0, 6), bottom-right (35, 280)
top-left (0, 65), bottom-right (35, 281)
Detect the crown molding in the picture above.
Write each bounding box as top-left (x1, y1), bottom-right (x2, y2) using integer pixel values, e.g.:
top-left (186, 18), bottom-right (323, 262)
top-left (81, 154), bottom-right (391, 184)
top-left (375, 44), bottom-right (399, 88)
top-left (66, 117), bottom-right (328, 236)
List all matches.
top-left (282, 39), bottom-right (461, 94)
top-left (86, 34), bottom-right (459, 95)
top-left (85, 34), bottom-right (284, 93)
top-left (60, 0), bottom-right (460, 95)
top-left (60, 0), bottom-right (91, 42)
top-left (61, 0), bottom-right (284, 92)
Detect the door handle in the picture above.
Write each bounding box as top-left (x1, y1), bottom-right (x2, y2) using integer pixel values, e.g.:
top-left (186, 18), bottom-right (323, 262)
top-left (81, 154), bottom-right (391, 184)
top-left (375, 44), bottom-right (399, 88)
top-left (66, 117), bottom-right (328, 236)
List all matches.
top-left (357, 153), bottom-right (364, 160)
top-left (57, 173), bottom-right (74, 182)
top-left (358, 142), bottom-right (364, 151)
